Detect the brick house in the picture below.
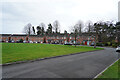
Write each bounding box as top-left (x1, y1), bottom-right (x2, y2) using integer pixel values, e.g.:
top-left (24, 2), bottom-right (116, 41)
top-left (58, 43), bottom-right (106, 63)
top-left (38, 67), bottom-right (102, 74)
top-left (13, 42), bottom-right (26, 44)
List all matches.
top-left (0, 33), bottom-right (96, 45)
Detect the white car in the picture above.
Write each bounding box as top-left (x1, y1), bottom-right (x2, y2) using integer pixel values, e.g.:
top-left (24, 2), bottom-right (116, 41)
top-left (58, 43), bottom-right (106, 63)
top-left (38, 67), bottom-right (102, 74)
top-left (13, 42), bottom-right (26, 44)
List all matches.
top-left (29, 41), bottom-right (33, 43)
top-left (116, 45), bottom-right (120, 52)
top-left (11, 40), bottom-right (15, 43)
top-left (23, 41), bottom-right (27, 43)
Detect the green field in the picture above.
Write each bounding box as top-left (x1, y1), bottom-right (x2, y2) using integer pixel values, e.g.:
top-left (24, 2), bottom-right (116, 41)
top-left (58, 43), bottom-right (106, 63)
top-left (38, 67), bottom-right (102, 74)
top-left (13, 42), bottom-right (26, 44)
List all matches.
top-left (96, 59), bottom-right (120, 79)
top-left (1, 43), bottom-right (103, 64)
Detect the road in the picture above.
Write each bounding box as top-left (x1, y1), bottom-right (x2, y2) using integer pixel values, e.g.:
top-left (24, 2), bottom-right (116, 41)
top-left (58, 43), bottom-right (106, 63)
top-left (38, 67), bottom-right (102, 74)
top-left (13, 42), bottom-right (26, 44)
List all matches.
top-left (2, 47), bottom-right (120, 78)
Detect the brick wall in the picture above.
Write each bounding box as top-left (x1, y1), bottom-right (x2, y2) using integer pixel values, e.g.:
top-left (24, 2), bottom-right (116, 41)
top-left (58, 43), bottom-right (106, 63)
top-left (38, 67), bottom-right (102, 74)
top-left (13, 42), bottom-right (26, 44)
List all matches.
top-left (1, 34), bottom-right (95, 45)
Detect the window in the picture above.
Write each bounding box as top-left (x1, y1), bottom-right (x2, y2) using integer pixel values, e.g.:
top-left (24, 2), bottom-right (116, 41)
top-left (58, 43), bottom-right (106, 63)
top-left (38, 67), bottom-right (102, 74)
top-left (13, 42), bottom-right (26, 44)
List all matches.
top-left (92, 38), bottom-right (94, 39)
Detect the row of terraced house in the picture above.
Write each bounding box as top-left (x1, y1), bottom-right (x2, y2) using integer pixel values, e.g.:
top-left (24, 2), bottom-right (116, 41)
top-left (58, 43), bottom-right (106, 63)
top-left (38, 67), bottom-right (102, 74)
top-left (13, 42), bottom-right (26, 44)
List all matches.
top-left (0, 33), bottom-right (97, 45)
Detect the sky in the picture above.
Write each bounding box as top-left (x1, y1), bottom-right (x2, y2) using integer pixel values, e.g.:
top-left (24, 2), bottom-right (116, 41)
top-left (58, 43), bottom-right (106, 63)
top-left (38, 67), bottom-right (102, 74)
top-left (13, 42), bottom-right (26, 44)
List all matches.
top-left (118, 1), bottom-right (120, 21)
top-left (0, 0), bottom-right (119, 34)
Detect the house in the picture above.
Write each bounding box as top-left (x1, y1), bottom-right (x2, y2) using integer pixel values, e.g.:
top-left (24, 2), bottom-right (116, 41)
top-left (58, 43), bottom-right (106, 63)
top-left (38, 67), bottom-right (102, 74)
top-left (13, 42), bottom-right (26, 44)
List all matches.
top-left (0, 33), bottom-right (96, 45)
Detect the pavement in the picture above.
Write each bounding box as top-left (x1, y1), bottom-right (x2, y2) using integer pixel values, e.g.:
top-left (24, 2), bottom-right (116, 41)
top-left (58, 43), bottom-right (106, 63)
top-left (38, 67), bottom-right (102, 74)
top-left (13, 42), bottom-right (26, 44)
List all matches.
top-left (2, 47), bottom-right (120, 78)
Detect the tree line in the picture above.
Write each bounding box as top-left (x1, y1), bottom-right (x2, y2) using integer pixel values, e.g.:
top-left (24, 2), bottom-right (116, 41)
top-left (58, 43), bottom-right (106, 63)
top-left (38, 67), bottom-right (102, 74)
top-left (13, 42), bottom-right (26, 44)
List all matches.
top-left (23, 20), bottom-right (120, 43)
top-left (23, 20), bottom-right (60, 36)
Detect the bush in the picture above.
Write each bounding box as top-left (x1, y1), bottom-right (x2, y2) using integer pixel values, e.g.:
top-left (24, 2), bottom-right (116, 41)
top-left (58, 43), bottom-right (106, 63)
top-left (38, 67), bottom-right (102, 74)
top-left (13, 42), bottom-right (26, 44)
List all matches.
top-left (81, 42), bottom-right (84, 45)
top-left (118, 42), bottom-right (120, 45)
top-left (96, 43), bottom-right (103, 46)
top-left (103, 42), bottom-right (108, 46)
top-left (107, 42), bottom-right (112, 46)
top-left (19, 39), bottom-right (23, 43)
top-left (112, 44), bottom-right (117, 48)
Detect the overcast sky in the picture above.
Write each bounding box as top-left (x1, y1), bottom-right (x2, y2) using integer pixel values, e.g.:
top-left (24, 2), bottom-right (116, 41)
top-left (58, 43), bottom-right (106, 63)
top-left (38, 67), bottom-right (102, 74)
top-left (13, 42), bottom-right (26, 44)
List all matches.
top-left (0, 0), bottom-right (119, 34)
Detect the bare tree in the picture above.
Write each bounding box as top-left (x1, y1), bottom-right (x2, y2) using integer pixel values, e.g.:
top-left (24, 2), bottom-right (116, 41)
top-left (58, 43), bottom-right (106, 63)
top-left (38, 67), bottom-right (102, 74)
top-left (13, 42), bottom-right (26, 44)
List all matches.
top-left (53, 20), bottom-right (60, 33)
top-left (85, 20), bottom-right (94, 33)
top-left (76, 20), bottom-right (84, 35)
top-left (40, 23), bottom-right (46, 30)
top-left (70, 20), bottom-right (84, 47)
top-left (70, 24), bottom-right (78, 47)
top-left (23, 23), bottom-right (32, 35)
top-left (39, 23), bottom-right (46, 35)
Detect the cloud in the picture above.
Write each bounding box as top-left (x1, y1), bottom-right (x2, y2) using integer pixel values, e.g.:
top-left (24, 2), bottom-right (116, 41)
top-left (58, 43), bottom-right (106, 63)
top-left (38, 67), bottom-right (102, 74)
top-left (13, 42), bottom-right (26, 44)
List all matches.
top-left (0, 0), bottom-right (119, 33)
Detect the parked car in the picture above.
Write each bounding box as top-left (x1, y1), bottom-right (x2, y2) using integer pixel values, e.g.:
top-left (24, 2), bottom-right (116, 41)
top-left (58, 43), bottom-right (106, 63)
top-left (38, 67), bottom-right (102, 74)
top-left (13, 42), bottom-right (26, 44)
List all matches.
top-left (90, 42), bottom-right (94, 46)
top-left (52, 42), bottom-right (59, 44)
top-left (29, 41), bottom-right (33, 43)
top-left (1, 40), bottom-right (5, 43)
top-left (116, 45), bottom-right (120, 52)
top-left (64, 42), bottom-right (72, 45)
top-left (23, 40), bottom-right (27, 43)
top-left (11, 40), bottom-right (15, 43)
top-left (37, 42), bottom-right (40, 43)
top-left (16, 40), bottom-right (20, 43)
top-left (33, 41), bottom-right (38, 43)
top-left (8, 40), bottom-right (12, 43)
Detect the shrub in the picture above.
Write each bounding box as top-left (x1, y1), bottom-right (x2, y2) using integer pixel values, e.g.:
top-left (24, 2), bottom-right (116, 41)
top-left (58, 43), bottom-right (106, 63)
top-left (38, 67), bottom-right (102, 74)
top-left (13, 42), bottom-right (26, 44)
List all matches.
top-left (118, 42), bottom-right (120, 45)
top-left (103, 42), bottom-right (108, 46)
top-left (112, 44), bottom-right (117, 48)
top-left (81, 42), bottom-right (84, 45)
top-left (107, 42), bottom-right (112, 46)
top-left (19, 39), bottom-right (23, 43)
top-left (96, 43), bottom-right (103, 46)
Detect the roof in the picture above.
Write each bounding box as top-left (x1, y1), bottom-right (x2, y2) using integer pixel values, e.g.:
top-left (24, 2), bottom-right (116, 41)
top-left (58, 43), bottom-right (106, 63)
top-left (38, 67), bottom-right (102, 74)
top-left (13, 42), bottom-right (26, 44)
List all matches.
top-left (0, 32), bottom-right (96, 37)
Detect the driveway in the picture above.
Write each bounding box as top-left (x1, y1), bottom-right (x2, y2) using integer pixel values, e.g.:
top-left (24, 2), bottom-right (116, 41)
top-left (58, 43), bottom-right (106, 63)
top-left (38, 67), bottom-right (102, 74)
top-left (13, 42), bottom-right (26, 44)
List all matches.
top-left (2, 47), bottom-right (120, 78)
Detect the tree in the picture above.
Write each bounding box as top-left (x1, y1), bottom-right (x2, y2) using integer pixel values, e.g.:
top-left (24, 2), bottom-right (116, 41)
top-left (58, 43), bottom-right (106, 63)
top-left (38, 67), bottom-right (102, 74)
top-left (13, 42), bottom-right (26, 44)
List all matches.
top-left (40, 23), bottom-right (46, 35)
top-left (116, 22), bottom-right (120, 43)
top-left (76, 20), bottom-right (84, 35)
top-left (71, 20), bottom-right (84, 36)
top-left (93, 22), bottom-right (101, 48)
top-left (46, 23), bottom-right (53, 34)
top-left (19, 39), bottom-right (23, 43)
top-left (105, 22), bottom-right (116, 42)
top-left (36, 26), bottom-right (42, 35)
top-left (64, 30), bottom-right (67, 34)
top-left (32, 26), bottom-right (35, 34)
top-left (41, 27), bottom-right (45, 35)
top-left (48, 23), bottom-right (53, 33)
top-left (71, 25), bottom-right (78, 47)
top-left (85, 20), bottom-right (94, 33)
top-left (36, 23), bottom-right (46, 35)
top-left (93, 21), bottom-right (116, 43)
top-left (53, 20), bottom-right (60, 33)
top-left (23, 23), bottom-right (32, 35)
top-left (94, 21), bottom-right (105, 42)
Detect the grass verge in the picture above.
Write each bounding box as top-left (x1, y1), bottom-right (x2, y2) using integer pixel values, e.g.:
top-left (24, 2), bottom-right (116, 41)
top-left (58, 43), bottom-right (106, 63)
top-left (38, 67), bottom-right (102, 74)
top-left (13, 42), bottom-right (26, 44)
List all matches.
top-left (1, 43), bottom-right (103, 64)
top-left (95, 59), bottom-right (120, 80)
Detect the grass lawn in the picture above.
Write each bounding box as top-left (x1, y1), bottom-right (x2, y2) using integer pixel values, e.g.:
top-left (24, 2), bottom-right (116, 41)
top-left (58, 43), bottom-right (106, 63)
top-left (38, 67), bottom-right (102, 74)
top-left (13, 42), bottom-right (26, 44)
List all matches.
top-left (96, 59), bottom-right (120, 79)
top-left (1, 43), bottom-right (103, 64)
